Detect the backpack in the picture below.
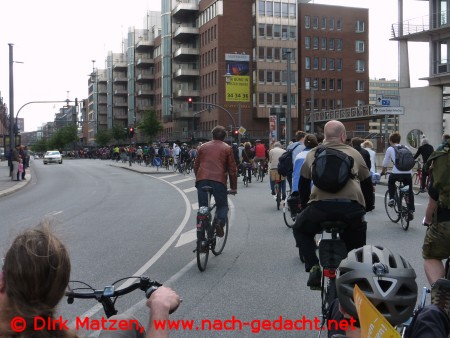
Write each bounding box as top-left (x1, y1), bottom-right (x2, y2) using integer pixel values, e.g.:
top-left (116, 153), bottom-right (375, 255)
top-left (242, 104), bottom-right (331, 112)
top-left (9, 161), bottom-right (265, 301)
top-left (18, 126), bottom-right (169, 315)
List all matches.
top-left (425, 141), bottom-right (450, 209)
top-left (393, 145), bottom-right (415, 171)
top-left (277, 143), bottom-right (300, 177)
top-left (311, 146), bottom-right (355, 193)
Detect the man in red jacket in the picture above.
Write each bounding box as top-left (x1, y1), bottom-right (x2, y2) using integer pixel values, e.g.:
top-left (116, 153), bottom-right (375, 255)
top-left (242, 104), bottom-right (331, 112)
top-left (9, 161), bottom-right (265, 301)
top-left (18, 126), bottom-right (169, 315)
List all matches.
top-left (194, 125), bottom-right (237, 238)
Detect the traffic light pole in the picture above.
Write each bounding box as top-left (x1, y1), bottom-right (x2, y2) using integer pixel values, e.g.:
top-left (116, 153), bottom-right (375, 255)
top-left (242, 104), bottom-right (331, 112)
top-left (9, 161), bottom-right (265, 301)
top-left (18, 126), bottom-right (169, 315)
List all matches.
top-left (191, 101), bottom-right (236, 128)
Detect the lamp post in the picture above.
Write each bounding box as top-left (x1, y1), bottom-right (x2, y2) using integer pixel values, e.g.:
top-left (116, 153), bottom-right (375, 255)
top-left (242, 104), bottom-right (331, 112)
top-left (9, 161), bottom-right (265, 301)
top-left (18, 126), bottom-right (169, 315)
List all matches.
top-left (284, 49), bottom-right (292, 144)
top-left (8, 44), bottom-right (15, 150)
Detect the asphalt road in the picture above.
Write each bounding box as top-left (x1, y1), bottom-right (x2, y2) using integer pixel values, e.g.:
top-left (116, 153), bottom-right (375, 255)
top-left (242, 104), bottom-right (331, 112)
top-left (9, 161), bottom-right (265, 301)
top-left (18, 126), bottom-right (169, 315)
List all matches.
top-left (0, 159), bottom-right (431, 337)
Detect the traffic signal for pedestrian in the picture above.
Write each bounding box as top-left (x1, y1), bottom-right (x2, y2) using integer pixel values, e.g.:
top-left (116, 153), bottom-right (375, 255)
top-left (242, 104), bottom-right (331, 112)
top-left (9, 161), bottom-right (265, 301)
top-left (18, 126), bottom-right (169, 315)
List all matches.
top-left (233, 129), bottom-right (239, 136)
top-left (129, 127), bottom-right (134, 138)
top-left (188, 97), bottom-right (193, 109)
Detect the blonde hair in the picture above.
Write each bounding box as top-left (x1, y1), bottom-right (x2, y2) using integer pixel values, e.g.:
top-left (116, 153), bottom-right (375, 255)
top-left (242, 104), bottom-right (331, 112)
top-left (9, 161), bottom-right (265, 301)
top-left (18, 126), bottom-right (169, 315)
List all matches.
top-left (361, 140), bottom-right (374, 149)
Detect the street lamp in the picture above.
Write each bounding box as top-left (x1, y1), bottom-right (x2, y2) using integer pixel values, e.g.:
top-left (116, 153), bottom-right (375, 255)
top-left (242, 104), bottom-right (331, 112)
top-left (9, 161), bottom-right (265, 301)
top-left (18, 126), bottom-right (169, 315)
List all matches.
top-left (283, 49), bottom-right (292, 144)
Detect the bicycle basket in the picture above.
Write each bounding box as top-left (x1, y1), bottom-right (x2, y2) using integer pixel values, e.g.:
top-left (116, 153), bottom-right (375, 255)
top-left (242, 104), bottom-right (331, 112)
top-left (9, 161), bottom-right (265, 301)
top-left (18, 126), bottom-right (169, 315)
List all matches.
top-left (319, 239), bottom-right (347, 269)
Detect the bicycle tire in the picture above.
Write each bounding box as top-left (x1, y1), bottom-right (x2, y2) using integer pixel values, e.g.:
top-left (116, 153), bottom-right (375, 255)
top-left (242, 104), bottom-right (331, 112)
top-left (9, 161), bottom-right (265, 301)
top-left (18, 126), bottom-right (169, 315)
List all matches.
top-left (400, 194), bottom-right (410, 231)
top-left (283, 201), bottom-right (296, 228)
top-left (324, 278), bottom-right (337, 317)
top-left (196, 240), bottom-right (209, 272)
top-left (412, 173), bottom-right (421, 195)
top-left (212, 219), bottom-right (229, 256)
top-left (385, 190), bottom-right (401, 223)
top-left (243, 175), bottom-right (248, 187)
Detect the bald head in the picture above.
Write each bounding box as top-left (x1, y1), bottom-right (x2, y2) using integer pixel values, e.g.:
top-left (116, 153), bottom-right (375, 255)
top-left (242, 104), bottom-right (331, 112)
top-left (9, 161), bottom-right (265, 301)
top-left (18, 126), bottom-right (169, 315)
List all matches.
top-left (324, 120), bottom-right (346, 143)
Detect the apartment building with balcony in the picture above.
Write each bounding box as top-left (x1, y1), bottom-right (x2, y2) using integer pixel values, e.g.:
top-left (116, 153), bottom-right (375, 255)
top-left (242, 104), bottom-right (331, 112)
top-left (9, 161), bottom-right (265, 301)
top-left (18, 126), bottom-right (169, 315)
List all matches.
top-left (391, 0), bottom-right (449, 148)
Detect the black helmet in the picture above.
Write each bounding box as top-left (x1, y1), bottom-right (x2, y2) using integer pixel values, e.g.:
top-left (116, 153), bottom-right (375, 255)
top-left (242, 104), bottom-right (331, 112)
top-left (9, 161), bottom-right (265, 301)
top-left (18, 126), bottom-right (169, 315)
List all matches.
top-left (336, 245), bottom-right (417, 326)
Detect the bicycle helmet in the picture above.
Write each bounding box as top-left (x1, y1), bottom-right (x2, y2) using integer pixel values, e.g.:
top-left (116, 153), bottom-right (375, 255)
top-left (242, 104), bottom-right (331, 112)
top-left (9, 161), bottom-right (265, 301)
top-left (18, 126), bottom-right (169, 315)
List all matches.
top-left (336, 245), bottom-right (417, 326)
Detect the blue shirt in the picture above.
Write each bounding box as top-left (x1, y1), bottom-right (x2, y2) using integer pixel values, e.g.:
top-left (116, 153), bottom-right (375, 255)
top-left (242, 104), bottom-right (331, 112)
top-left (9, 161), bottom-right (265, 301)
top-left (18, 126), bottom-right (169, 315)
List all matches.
top-left (287, 141), bottom-right (305, 166)
top-left (292, 148), bottom-right (312, 192)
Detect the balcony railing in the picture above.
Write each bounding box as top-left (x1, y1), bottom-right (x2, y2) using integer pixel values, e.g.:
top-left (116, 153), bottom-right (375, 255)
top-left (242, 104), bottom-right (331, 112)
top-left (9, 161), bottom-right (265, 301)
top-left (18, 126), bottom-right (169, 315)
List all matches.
top-left (391, 9), bottom-right (450, 38)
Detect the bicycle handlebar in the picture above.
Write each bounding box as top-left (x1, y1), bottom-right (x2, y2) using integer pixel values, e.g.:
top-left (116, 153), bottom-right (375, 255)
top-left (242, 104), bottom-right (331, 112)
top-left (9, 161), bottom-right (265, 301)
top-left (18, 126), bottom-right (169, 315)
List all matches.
top-left (65, 276), bottom-right (177, 318)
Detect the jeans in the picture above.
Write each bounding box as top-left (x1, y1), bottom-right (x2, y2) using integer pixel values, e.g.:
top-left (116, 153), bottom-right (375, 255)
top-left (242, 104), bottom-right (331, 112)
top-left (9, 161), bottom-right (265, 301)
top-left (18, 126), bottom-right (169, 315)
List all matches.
top-left (196, 180), bottom-right (229, 222)
top-left (388, 173), bottom-right (415, 212)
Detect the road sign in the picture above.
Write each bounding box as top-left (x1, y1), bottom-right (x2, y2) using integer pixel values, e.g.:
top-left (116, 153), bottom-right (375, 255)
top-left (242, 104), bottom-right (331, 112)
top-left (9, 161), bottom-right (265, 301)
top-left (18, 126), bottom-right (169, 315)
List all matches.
top-left (375, 94), bottom-right (400, 107)
top-left (238, 126), bottom-right (246, 135)
top-left (372, 106), bottom-right (405, 115)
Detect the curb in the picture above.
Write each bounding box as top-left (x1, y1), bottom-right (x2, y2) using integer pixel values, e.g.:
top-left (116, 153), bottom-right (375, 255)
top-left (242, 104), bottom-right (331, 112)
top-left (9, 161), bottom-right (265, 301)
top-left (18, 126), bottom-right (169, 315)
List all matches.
top-left (0, 172), bottom-right (32, 198)
top-left (107, 164), bottom-right (180, 175)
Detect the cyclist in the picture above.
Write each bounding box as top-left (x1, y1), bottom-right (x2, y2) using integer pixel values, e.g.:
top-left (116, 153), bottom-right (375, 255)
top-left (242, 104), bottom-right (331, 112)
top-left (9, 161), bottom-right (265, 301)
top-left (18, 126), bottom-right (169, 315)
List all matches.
top-left (194, 126), bottom-right (237, 238)
top-left (286, 131), bottom-right (306, 190)
top-left (413, 138), bottom-right (434, 192)
top-left (350, 137), bottom-right (371, 171)
top-left (253, 139), bottom-right (267, 174)
top-left (241, 142), bottom-right (254, 183)
top-left (268, 142), bottom-right (286, 200)
top-left (361, 140), bottom-right (376, 174)
top-left (0, 221), bottom-right (181, 338)
top-left (136, 146), bottom-right (144, 165)
top-left (295, 120), bottom-right (374, 290)
top-left (328, 245), bottom-right (450, 338)
top-left (172, 143), bottom-right (181, 169)
top-left (291, 133), bottom-right (319, 194)
top-left (380, 133), bottom-right (415, 221)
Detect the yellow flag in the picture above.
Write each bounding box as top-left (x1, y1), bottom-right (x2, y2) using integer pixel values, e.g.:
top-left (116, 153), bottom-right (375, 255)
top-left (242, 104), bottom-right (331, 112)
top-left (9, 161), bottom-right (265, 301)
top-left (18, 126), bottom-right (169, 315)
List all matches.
top-left (354, 284), bottom-right (401, 338)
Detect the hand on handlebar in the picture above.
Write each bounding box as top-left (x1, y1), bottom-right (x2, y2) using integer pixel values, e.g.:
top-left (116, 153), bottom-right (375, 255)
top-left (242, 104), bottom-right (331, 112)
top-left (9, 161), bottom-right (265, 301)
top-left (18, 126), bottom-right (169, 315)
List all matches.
top-left (147, 286), bottom-right (181, 316)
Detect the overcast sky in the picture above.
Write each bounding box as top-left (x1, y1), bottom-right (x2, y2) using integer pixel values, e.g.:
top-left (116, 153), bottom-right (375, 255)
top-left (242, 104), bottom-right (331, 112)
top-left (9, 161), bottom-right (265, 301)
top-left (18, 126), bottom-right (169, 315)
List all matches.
top-left (0, 0), bottom-right (428, 132)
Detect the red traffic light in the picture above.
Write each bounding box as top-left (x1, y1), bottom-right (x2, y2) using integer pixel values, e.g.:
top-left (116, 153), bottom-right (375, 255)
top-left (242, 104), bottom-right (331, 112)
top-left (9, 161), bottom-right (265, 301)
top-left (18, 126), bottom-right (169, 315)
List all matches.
top-left (188, 98), bottom-right (192, 103)
top-left (129, 127), bottom-right (134, 132)
top-left (233, 129), bottom-right (239, 135)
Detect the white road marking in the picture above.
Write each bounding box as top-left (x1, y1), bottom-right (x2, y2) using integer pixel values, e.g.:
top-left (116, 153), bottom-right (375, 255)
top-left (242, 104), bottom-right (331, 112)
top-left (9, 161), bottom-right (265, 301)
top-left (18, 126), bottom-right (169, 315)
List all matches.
top-left (183, 187), bottom-right (196, 193)
top-left (172, 177), bottom-right (195, 184)
top-left (158, 174), bottom-right (178, 179)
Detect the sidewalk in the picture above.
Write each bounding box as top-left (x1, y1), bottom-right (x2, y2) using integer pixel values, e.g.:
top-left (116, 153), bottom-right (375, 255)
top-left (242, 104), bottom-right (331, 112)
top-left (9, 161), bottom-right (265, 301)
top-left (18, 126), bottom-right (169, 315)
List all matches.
top-left (0, 161), bottom-right (31, 198)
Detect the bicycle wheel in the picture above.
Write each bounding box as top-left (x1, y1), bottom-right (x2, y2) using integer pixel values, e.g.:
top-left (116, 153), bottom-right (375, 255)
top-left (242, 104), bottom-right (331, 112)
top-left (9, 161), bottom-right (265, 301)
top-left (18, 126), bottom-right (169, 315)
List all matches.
top-left (385, 190), bottom-right (401, 223)
top-left (412, 173), bottom-right (421, 195)
top-left (324, 278), bottom-right (337, 318)
top-left (196, 240), bottom-right (209, 272)
top-left (283, 200), bottom-right (296, 228)
top-left (212, 219), bottom-right (228, 256)
top-left (243, 175), bottom-right (248, 187)
top-left (400, 194), bottom-right (410, 231)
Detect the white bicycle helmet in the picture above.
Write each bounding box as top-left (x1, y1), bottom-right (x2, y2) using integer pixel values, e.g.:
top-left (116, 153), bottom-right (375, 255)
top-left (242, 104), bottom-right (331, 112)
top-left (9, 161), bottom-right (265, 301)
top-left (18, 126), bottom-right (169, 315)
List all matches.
top-left (336, 245), bottom-right (417, 326)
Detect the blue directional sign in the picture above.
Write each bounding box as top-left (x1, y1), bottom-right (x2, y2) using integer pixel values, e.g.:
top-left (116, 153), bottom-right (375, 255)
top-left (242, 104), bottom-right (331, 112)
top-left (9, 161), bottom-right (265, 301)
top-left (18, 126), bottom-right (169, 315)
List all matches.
top-left (376, 94), bottom-right (400, 107)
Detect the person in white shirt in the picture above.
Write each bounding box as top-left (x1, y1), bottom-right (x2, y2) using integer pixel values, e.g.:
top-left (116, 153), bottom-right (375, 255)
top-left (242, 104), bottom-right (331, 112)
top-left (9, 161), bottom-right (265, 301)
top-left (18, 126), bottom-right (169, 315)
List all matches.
top-left (361, 140), bottom-right (376, 174)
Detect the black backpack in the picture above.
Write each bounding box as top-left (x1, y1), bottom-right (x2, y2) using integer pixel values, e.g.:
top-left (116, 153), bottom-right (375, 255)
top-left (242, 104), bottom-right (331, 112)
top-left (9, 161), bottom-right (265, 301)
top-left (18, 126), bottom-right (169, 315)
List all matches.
top-left (312, 146), bottom-right (355, 193)
top-left (277, 144), bottom-right (300, 177)
top-left (393, 145), bottom-right (415, 171)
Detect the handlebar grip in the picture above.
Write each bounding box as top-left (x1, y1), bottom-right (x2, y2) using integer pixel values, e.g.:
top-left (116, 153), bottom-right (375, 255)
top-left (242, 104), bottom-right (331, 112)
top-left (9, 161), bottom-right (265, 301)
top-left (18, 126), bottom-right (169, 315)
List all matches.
top-left (145, 285), bottom-right (180, 315)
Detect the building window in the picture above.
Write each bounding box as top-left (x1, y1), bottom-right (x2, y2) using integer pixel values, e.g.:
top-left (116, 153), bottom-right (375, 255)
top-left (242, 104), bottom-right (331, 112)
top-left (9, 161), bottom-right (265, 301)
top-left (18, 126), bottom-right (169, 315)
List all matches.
top-left (282, 25), bottom-right (288, 39)
top-left (356, 40), bottom-right (365, 53)
top-left (258, 47), bottom-right (265, 60)
top-left (356, 60), bottom-right (365, 72)
top-left (259, 69), bottom-right (265, 83)
top-left (267, 92), bottom-right (273, 105)
top-left (266, 1), bottom-right (273, 16)
top-left (313, 57), bottom-right (319, 70)
top-left (282, 3), bottom-right (288, 18)
top-left (259, 24), bottom-right (265, 37)
top-left (322, 99), bottom-right (327, 110)
top-left (329, 58), bottom-right (335, 70)
top-left (329, 99), bottom-right (335, 109)
top-left (274, 2), bottom-right (281, 17)
top-left (337, 17), bottom-right (342, 30)
top-left (289, 26), bottom-right (296, 39)
top-left (305, 57), bottom-right (311, 70)
top-left (321, 58), bottom-right (327, 70)
top-left (258, 0), bottom-right (265, 16)
top-left (336, 59), bottom-right (342, 71)
top-left (305, 36), bottom-right (311, 50)
top-left (321, 37), bottom-right (327, 50)
top-left (329, 78), bottom-right (335, 90)
top-left (321, 78), bottom-right (327, 90)
top-left (305, 15), bottom-right (310, 29)
top-left (356, 99), bottom-right (365, 106)
top-left (329, 38), bottom-right (335, 50)
top-left (337, 39), bottom-right (343, 51)
top-left (355, 20), bottom-right (365, 32)
top-left (274, 70), bottom-right (281, 82)
top-left (313, 16), bottom-right (319, 29)
top-left (329, 18), bottom-right (335, 30)
top-left (305, 77), bottom-right (311, 90)
top-left (274, 48), bottom-right (280, 60)
top-left (337, 79), bottom-right (343, 91)
top-left (267, 47), bottom-right (273, 60)
top-left (313, 37), bottom-right (319, 49)
top-left (356, 80), bottom-right (365, 92)
top-left (267, 24), bottom-right (273, 38)
top-left (336, 99), bottom-right (343, 108)
top-left (259, 92), bottom-right (265, 105)
top-left (321, 17), bottom-right (327, 29)
top-left (289, 4), bottom-right (296, 19)
top-left (274, 24), bottom-right (281, 38)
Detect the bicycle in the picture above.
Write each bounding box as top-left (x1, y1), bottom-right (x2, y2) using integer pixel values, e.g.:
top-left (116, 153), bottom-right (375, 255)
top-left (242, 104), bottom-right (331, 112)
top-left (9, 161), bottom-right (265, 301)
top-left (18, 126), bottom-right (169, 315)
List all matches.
top-left (270, 169), bottom-right (284, 210)
top-left (194, 186), bottom-right (235, 272)
top-left (317, 221), bottom-right (348, 334)
top-left (256, 159), bottom-right (266, 182)
top-left (384, 178), bottom-right (411, 231)
top-left (65, 275), bottom-right (179, 318)
top-left (412, 160), bottom-right (430, 195)
top-left (283, 191), bottom-right (298, 228)
top-left (241, 162), bottom-right (252, 187)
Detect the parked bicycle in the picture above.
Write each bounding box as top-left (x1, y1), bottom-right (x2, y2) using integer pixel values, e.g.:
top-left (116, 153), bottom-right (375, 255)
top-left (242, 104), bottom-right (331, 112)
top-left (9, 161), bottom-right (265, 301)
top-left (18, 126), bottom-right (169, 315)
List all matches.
top-left (384, 178), bottom-right (411, 231)
top-left (65, 275), bottom-right (179, 318)
top-left (194, 186), bottom-right (235, 271)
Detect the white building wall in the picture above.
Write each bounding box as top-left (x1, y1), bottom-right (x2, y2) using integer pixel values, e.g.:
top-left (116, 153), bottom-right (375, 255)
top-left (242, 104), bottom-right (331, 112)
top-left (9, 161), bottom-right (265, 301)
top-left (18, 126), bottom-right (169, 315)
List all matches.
top-left (399, 86), bottom-right (443, 150)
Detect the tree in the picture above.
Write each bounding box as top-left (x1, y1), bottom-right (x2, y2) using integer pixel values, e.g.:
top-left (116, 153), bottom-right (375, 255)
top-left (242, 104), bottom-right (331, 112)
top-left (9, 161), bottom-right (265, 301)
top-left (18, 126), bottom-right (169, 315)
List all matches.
top-left (31, 138), bottom-right (48, 153)
top-left (95, 128), bottom-right (112, 146)
top-left (137, 110), bottom-right (163, 142)
top-left (111, 124), bottom-right (127, 143)
top-left (48, 125), bottom-right (78, 150)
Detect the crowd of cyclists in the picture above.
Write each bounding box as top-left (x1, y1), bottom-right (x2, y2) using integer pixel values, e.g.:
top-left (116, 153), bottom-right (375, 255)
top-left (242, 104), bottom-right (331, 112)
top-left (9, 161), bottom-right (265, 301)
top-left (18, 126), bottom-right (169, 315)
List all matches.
top-left (5, 125), bottom-right (450, 337)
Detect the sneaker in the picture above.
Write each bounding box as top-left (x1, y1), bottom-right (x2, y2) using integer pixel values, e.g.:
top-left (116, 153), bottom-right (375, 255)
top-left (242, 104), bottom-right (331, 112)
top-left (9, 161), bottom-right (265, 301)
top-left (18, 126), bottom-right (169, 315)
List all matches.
top-left (307, 265), bottom-right (322, 290)
top-left (271, 190), bottom-right (276, 196)
top-left (388, 199), bottom-right (395, 207)
top-left (408, 211), bottom-right (414, 221)
top-left (431, 278), bottom-right (450, 318)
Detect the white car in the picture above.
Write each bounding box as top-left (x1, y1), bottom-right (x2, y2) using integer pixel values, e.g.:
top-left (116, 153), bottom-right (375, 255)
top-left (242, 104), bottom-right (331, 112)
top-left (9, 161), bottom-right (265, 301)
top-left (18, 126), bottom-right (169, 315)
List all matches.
top-left (43, 151), bottom-right (63, 164)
